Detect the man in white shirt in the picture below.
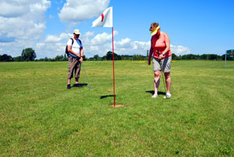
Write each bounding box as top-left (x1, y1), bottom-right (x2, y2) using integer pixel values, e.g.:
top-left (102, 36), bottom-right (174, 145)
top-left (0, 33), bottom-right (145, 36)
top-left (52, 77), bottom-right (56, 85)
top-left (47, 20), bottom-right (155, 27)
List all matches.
top-left (67, 29), bottom-right (84, 89)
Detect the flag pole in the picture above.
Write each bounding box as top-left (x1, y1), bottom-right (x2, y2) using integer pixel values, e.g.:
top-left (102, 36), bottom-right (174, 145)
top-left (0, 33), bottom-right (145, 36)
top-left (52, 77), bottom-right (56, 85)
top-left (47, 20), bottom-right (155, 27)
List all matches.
top-left (112, 27), bottom-right (116, 106)
top-left (225, 50), bottom-right (227, 68)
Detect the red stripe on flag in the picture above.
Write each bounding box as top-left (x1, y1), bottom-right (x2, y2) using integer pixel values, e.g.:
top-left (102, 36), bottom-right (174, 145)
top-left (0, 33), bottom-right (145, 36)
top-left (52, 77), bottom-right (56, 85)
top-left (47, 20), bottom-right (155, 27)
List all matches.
top-left (101, 14), bottom-right (104, 22)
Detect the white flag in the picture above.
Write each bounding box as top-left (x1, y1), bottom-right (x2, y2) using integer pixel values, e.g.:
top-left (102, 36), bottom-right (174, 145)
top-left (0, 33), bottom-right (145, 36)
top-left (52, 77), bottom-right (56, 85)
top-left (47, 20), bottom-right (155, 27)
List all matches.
top-left (92, 7), bottom-right (113, 27)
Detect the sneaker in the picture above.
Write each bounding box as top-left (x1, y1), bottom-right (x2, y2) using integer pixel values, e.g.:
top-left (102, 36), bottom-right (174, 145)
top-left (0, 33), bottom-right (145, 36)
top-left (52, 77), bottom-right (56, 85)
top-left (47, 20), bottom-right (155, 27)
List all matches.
top-left (166, 93), bottom-right (172, 98)
top-left (152, 93), bottom-right (158, 98)
top-left (67, 84), bottom-right (71, 89)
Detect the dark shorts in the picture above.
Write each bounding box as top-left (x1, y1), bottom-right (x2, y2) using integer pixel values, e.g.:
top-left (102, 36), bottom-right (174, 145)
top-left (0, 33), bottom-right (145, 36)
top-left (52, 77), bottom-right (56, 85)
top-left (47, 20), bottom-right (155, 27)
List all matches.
top-left (67, 57), bottom-right (81, 79)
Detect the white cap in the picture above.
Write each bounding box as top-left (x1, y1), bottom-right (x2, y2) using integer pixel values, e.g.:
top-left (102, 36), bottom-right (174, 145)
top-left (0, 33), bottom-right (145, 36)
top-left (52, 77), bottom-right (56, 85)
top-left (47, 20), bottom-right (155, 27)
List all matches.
top-left (73, 29), bottom-right (81, 35)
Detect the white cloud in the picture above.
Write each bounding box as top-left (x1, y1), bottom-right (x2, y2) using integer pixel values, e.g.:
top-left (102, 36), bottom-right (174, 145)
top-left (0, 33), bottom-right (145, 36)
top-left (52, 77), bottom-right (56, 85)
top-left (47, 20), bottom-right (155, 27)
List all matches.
top-left (0, 0), bottom-right (191, 59)
top-left (91, 32), bottom-right (112, 45)
top-left (36, 41), bottom-right (66, 58)
top-left (58, 0), bottom-right (110, 22)
top-left (45, 33), bottom-right (72, 42)
top-left (84, 31), bottom-right (95, 37)
top-left (2, 28), bottom-right (191, 59)
top-left (33, 30), bottom-right (191, 59)
top-left (82, 32), bottom-right (150, 57)
top-left (0, 0), bottom-right (51, 57)
top-left (36, 33), bottom-right (72, 58)
top-left (113, 38), bottom-right (150, 56)
top-left (170, 45), bottom-right (190, 55)
top-left (0, 0), bottom-right (51, 40)
top-left (0, 48), bottom-right (4, 54)
top-left (0, 0), bottom-right (30, 17)
top-left (116, 38), bottom-right (131, 47)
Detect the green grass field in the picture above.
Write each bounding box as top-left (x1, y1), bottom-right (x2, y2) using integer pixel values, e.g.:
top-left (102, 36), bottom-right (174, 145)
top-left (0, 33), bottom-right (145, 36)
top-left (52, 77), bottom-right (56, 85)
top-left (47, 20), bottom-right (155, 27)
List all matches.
top-left (0, 60), bottom-right (234, 156)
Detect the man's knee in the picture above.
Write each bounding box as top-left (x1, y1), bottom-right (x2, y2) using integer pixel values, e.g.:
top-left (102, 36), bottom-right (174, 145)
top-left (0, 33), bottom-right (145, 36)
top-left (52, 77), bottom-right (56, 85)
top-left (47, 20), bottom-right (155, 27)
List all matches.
top-left (154, 71), bottom-right (161, 77)
top-left (164, 72), bottom-right (170, 78)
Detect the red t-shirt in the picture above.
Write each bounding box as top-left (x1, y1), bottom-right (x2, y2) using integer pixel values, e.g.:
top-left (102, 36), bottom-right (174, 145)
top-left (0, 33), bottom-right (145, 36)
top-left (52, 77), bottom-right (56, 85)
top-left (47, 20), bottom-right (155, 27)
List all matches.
top-left (151, 32), bottom-right (172, 59)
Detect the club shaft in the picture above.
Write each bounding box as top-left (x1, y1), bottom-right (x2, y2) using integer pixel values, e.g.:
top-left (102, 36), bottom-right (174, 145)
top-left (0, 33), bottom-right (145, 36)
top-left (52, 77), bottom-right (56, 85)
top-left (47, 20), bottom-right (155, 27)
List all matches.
top-left (82, 64), bottom-right (91, 89)
top-left (160, 60), bottom-right (166, 94)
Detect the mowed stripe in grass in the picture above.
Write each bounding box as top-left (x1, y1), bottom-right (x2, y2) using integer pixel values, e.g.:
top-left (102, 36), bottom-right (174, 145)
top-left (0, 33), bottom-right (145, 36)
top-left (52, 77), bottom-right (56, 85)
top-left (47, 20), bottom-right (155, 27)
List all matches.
top-left (0, 61), bottom-right (233, 156)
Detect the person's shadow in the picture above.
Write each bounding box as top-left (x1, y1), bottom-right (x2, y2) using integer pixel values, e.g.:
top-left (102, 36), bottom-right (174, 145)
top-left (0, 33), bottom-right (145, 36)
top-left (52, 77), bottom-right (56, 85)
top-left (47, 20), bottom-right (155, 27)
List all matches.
top-left (100, 95), bottom-right (116, 99)
top-left (145, 90), bottom-right (166, 96)
top-left (72, 83), bottom-right (88, 88)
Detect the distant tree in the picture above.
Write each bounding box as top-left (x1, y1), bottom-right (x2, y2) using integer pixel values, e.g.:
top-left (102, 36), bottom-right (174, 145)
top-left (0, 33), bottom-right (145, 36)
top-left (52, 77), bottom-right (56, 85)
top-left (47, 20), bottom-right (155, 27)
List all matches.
top-left (14, 56), bottom-right (23, 61)
top-left (88, 57), bottom-right (95, 61)
top-left (200, 54), bottom-right (208, 60)
top-left (55, 55), bottom-right (64, 61)
top-left (0, 54), bottom-right (13, 62)
top-left (105, 51), bottom-right (113, 60)
top-left (172, 53), bottom-right (178, 60)
top-left (182, 54), bottom-right (200, 60)
top-left (63, 54), bottom-right (68, 61)
top-left (221, 54), bottom-right (225, 60)
top-left (133, 55), bottom-right (145, 60)
top-left (21, 48), bottom-right (36, 61)
top-left (93, 54), bottom-right (101, 61)
top-left (208, 54), bottom-right (220, 60)
top-left (120, 55), bottom-right (133, 60)
top-left (104, 51), bottom-right (120, 60)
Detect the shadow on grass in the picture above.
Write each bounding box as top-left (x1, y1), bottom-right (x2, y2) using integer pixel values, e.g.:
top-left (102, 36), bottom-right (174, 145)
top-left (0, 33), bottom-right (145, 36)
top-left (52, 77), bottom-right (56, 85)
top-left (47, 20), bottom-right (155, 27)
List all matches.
top-left (100, 95), bottom-right (116, 99)
top-left (72, 83), bottom-right (88, 88)
top-left (145, 90), bottom-right (166, 95)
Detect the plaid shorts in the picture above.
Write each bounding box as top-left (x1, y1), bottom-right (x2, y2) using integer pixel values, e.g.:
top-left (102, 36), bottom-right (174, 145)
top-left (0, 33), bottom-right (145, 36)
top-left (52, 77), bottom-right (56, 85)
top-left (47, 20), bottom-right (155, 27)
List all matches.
top-left (153, 56), bottom-right (172, 72)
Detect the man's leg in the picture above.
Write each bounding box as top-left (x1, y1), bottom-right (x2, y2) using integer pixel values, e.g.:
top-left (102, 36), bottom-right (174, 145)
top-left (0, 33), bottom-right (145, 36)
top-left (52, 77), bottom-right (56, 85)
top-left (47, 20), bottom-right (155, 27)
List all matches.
top-left (152, 58), bottom-right (161, 98)
top-left (164, 72), bottom-right (171, 94)
top-left (68, 79), bottom-right (71, 85)
top-left (162, 56), bottom-right (172, 98)
top-left (152, 70), bottom-right (161, 98)
top-left (67, 58), bottom-right (76, 89)
top-left (75, 62), bottom-right (81, 85)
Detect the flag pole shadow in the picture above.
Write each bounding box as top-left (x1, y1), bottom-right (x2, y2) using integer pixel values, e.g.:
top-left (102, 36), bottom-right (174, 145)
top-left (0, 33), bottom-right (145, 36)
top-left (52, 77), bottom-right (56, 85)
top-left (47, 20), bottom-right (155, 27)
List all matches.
top-left (100, 95), bottom-right (124, 107)
top-left (100, 95), bottom-right (116, 99)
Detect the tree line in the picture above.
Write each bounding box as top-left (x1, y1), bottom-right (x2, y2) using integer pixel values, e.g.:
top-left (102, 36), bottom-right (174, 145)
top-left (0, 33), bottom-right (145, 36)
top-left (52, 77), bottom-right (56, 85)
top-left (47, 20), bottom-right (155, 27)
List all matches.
top-left (1, 48), bottom-right (233, 62)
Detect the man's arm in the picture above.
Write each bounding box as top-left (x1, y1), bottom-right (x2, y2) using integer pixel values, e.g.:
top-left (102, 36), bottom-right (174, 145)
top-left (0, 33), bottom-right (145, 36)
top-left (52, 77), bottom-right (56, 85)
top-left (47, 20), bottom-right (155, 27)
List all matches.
top-left (80, 47), bottom-right (84, 57)
top-left (148, 47), bottom-right (153, 65)
top-left (161, 33), bottom-right (170, 56)
top-left (68, 45), bottom-right (81, 58)
top-left (79, 47), bottom-right (84, 62)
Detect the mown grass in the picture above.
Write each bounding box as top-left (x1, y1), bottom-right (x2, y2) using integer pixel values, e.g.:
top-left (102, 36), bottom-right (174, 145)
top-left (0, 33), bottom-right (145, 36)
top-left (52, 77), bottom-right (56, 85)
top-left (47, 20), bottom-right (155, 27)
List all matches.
top-left (0, 60), bottom-right (233, 156)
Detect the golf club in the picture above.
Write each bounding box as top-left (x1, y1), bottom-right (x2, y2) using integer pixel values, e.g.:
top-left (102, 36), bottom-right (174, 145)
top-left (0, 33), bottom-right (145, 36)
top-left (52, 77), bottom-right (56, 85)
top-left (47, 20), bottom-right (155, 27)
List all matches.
top-left (158, 50), bottom-right (166, 96)
top-left (161, 70), bottom-right (166, 95)
top-left (160, 59), bottom-right (167, 97)
top-left (82, 64), bottom-right (92, 89)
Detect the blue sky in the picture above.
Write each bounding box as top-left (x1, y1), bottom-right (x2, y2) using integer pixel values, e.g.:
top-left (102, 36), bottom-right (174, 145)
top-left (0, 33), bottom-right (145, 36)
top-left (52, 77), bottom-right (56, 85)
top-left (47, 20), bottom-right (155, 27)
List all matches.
top-left (0, 0), bottom-right (233, 59)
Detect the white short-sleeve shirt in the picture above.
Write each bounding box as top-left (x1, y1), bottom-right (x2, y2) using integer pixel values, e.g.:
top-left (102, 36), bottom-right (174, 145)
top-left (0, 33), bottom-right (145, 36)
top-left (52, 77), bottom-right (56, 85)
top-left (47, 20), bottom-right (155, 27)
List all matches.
top-left (67, 38), bottom-right (83, 58)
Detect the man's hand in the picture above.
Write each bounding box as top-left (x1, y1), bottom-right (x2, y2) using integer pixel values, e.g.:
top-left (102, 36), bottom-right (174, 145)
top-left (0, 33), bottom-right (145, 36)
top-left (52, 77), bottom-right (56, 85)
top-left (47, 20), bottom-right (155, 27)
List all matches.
top-left (79, 57), bottom-right (83, 63)
top-left (159, 54), bottom-right (163, 60)
top-left (77, 54), bottom-right (81, 58)
top-left (148, 58), bottom-right (151, 65)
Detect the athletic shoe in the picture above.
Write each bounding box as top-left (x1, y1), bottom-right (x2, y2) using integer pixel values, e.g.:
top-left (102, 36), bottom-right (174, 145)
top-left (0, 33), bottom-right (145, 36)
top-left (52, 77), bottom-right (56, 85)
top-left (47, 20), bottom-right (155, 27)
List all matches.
top-left (166, 93), bottom-right (172, 98)
top-left (152, 93), bottom-right (158, 98)
top-left (67, 84), bottom-right (71, 89)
